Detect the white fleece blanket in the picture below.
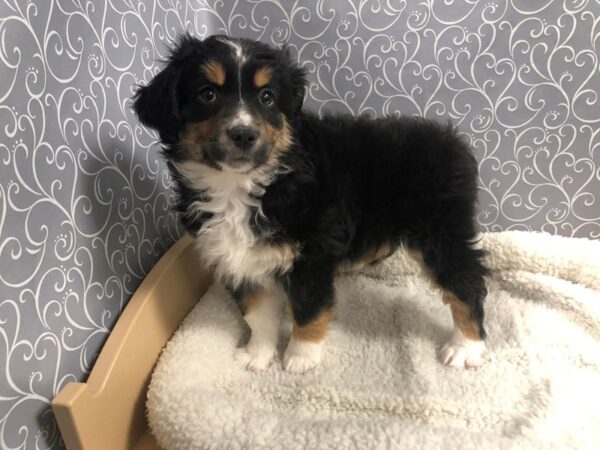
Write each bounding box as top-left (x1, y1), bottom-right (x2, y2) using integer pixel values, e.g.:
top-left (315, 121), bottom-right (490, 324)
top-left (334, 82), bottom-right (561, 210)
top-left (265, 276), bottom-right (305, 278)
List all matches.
top-left (147, 231), bottom-right (600, 449)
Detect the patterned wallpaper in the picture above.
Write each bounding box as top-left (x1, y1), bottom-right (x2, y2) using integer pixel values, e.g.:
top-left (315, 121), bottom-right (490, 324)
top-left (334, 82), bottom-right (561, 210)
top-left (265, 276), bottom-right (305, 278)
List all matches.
top-left (0, 2), bottom-right (185, 448)
top-left (0, 1), bottom-right (598, 448)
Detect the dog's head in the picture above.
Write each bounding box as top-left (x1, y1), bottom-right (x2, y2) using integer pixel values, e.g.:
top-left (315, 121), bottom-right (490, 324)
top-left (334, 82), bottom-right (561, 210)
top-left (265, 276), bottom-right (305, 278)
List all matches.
top-left (133, 34), bottom-right (306, 173)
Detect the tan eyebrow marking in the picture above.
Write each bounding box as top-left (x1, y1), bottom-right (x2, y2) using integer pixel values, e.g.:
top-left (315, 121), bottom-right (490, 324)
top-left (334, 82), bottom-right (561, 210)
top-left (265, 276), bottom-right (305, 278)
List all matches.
top-left (201, 61), bottom-right (226, 86)
top-left (254, 66), bottom-right (273, 88)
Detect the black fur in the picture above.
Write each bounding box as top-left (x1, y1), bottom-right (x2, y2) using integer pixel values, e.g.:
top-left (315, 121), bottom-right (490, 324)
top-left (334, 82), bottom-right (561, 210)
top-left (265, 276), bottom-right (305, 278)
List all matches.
top-left (270, 113), bottom-right (488, 333)
top-left (133, 34), bottom-right (488, 340)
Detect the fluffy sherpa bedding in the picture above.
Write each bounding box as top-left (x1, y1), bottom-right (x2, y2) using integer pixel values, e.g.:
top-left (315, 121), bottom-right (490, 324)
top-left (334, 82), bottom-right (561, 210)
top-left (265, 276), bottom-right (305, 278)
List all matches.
top-left (147, 231), bottom-right (600, 449)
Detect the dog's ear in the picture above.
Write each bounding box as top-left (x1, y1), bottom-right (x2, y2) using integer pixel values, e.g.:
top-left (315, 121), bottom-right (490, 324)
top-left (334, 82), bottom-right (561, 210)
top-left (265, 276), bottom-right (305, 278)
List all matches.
top-left (291, 64), bottom-right (307, 112)
top-left (133, 34), bottom-right (200, 145)
top-left (281, 45), bottom-right (307, 112)
top-left (133, 62), bottom-right (181, 144)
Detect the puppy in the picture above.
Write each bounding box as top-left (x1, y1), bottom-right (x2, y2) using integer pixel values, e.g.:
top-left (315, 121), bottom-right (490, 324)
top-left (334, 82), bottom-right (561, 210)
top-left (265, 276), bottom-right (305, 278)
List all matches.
top-left (133, 34), bottom-right (488, 373)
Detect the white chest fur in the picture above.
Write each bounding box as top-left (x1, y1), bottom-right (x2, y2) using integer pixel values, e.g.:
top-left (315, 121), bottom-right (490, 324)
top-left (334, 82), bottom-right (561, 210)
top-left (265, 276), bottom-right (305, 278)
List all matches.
top-left (175, 162), bottom-right (297, 287)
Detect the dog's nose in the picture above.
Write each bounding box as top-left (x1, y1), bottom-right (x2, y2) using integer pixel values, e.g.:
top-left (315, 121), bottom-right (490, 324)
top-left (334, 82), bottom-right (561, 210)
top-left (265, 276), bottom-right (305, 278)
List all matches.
top-left (227, 126), bottom-right (259, 150)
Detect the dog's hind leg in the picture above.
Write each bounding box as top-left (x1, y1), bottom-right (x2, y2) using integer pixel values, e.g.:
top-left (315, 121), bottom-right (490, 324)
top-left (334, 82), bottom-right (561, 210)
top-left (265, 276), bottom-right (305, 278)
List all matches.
top-left (418, 236), bottom-right (488, 368)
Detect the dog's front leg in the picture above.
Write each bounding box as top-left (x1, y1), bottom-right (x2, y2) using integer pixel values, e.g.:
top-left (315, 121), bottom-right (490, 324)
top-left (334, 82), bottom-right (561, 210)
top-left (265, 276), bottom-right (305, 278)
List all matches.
top-left (231, 285), bottom-right (284, 371)
top-left (283, 260), bottom-right (336, 373)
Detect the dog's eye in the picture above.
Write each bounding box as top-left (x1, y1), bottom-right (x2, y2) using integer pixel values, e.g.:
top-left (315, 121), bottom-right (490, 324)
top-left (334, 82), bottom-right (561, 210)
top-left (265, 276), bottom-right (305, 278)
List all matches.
top-left (199, 86), bottom-right (217, 103)
top-left (259, 89), bottom-right (274, 107)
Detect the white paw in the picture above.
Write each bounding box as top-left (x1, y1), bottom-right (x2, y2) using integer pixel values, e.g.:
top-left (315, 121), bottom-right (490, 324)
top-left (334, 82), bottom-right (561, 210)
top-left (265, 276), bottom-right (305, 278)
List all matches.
top-left (283, 353), bottom-right (320, 373)
top-left (235, 346), bottom-right (275, 371)
top-left (441, 330), bottom-right (486, 368)
top-left (282, 338), bottom-right (322, 374)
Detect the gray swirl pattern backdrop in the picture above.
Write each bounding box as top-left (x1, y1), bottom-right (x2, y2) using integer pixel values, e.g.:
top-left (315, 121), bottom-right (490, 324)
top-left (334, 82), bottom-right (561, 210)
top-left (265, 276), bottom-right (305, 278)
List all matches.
top-left (1, 1), bottom-right (599, 448)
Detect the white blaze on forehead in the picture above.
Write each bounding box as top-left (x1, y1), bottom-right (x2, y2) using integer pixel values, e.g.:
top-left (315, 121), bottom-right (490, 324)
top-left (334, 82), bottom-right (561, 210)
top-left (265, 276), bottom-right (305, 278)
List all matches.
top-left (216, 36), bottom-right (246, 101)
top-left (231, 40), bottom-right (244, 60)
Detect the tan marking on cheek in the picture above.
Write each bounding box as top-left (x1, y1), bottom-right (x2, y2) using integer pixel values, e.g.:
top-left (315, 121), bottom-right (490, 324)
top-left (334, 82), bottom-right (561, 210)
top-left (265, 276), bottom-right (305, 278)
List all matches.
top-left (201, 61), bottom-right (226, 86)
top-left (196, 117), bottom-right (222, 139)
top-left (254, 66), bottom-right (273, 88)
top-left (443, 292), bottom-right (482, 341)
top-left (260, 120), bottom-right (276, 145)
top-left (179, 117), bottom-right (223, 160)
top-left (260, 116), bottom-right (292, 161)
top-left (273, 118), bottom-right (293, 153)
top-left (292, 308), bottom-right (335, 343)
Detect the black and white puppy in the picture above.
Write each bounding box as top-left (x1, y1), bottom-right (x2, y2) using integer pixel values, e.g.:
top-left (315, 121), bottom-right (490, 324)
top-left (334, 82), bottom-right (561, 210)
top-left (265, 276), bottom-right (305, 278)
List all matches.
top-left (133, 34), bottom-right (488, 373)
